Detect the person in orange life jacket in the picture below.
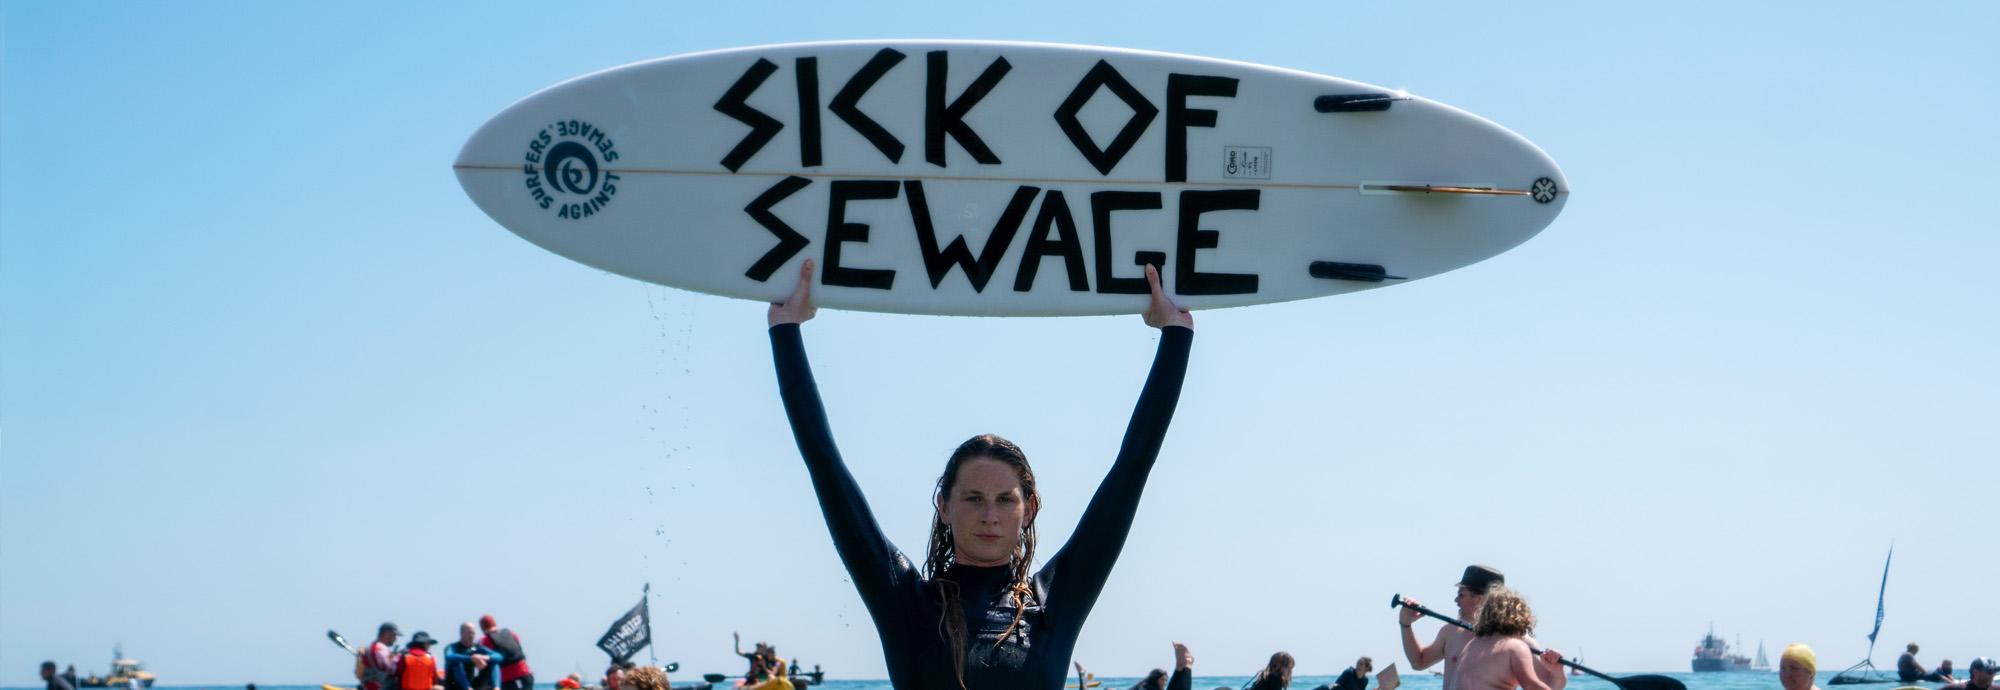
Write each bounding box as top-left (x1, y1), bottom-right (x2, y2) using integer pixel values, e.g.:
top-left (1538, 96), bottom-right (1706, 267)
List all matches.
top-left (444, 623), bottom-right (500, 690)
top-left (398, 632), bottom-right (445, 690)
top-left (362, 622), bottom-right (404, 690)
top-left (478, 615), bottom-right (534, 690)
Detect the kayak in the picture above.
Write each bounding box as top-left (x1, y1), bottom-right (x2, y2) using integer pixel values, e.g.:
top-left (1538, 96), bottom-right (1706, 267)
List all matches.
top-left (731, 679), bottom-right (792, 690)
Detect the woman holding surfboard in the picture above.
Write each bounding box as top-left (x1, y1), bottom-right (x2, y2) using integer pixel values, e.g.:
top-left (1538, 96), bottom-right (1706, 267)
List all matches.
top-left (766, 259), bottom-right (1193, 689)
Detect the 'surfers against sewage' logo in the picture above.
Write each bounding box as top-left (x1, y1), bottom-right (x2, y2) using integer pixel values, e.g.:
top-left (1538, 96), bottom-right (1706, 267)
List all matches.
top-left (522, 120), bottom-right (621, 219)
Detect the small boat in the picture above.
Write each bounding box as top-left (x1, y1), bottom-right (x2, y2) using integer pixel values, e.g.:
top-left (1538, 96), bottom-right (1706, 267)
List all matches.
top-left (77, 646), bottom-right (156, 688)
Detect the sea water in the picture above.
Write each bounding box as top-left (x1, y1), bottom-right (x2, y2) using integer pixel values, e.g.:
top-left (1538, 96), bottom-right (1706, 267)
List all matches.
top-left (33, 674), bottom-right (1922, 690)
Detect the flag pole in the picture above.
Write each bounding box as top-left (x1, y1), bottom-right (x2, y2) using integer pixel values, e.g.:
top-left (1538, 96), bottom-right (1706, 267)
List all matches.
top-left (645, 582), bottom-right (657, 667)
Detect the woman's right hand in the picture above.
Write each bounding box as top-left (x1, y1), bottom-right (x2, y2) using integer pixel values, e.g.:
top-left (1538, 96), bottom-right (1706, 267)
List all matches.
top-left (768, 260), bottom-right (817, 327)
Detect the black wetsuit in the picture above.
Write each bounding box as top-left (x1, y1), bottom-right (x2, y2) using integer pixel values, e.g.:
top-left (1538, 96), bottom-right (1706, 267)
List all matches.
top-left (1310, 668), bottom-right (1366, 690)
top-left (1900, 654), bottom-right (1925, 683)
top-left (772, 324), bottom-right (1192, 690)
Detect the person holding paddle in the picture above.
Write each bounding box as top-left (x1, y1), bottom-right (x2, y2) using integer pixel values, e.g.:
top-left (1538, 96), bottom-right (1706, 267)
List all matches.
top-left (1393, 593), bottom-right (1678, 690)
top-left (362, 623), bottom-right (404, 690)
top-left (766, 259), bottom-right (1194, 690)
top-left (1453, 587), bottom-right (1564, 690)
top-left (1400, 566), bottom-right (1561, 690)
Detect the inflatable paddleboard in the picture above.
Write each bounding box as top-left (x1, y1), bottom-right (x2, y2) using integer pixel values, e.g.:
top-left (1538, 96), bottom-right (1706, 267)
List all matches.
top-left (456, 41), bottom-right (1567, 316)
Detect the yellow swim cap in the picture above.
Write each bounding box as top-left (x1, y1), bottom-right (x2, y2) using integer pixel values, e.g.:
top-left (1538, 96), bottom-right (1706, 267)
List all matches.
top-left (1784, 644), bottom-right (1817, 676)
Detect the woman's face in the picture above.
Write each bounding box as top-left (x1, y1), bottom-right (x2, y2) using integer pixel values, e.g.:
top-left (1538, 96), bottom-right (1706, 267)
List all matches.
top-left (941, 458), bottom-right (1035, 567)
top-left (1780, 658), bottom-right (1813, 690)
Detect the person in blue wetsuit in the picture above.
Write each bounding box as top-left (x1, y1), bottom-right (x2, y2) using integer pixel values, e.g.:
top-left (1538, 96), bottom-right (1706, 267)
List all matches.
top-left (444, 623), bottom-right (499, 690)
top-left (766, 259), bottom-right (1193, 690)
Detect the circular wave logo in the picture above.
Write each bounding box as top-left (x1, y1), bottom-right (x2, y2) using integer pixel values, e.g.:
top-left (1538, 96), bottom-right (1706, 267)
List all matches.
top-left (522, 120), bottom-right (621, 219)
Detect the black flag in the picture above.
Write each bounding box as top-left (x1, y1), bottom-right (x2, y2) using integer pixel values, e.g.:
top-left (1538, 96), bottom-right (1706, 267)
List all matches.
top-left (596, 593), bottom-right (651, 663)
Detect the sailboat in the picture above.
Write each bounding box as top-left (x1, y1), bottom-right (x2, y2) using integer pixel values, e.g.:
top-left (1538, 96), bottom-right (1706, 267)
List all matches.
top-left (1830, 544), bottom-right (1897, 684)
top-left (1754, 641), bottom-right (1771, 672)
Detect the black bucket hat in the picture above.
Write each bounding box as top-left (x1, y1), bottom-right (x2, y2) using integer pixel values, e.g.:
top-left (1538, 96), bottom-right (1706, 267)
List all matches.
top-left (1456, 565), bottom-right (1505, 593)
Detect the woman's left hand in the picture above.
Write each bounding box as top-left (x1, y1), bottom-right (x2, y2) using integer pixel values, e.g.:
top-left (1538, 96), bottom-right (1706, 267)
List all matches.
top-left (1142, 264), bottom-right (1192, 329)
top-left (768, 260), bottom-right (818, 327)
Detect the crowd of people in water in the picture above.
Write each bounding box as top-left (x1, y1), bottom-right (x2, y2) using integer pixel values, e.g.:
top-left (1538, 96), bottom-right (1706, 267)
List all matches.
top-left (351, 617), bottom-right (539, 690)
top-left (757, 260), bottom-right (1995, 690)
top-left (730, 631), bottom-right (822, 688)
top-left (1900, 643), bottom-right (1981, 685)
top-left (41, 262), bottom-right (1991, 690)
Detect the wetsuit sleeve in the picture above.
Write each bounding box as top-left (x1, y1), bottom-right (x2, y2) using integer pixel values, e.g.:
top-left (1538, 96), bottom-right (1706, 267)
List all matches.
top-left (1169, 668), bottom-right (1192, 690)
top-left (1040, 326), bottom-right (1192, 609)
top-left (770, 324), bottom-right (917, 604)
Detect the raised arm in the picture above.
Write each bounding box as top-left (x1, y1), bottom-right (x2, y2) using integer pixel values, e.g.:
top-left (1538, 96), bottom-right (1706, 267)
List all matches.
top-left (1041, 265), bottom-right (1193, 611)
top-left (769, 260), bottom-right (915, 605)
top-left (1169, 642), bottom-right (1195, 690)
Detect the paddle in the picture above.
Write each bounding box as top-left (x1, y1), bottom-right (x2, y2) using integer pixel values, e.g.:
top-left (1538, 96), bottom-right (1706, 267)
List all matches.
top-left (328, 630), bottom-right (360, 656)
top-left (1389, 594), bottom-right (1686, 690)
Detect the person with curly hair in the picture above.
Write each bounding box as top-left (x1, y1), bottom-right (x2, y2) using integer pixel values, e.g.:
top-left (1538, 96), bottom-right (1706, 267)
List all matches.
top-left (614, 666), bottom-right (670, 690)
top-left (1453, 587), bottom-right (1565, 690)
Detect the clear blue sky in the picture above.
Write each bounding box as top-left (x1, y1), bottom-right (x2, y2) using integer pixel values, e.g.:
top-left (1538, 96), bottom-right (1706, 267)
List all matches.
top-left (4, 0), bottom-right (1995, 686)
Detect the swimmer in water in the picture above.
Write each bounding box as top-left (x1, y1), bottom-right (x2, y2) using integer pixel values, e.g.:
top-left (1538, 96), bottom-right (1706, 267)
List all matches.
top-left (1779, 644), bottom-right (1821, 690)
top-left (767, 259), bottom-right (1193, 689)
top-left (1246, 652), bottom-right (1295, 690)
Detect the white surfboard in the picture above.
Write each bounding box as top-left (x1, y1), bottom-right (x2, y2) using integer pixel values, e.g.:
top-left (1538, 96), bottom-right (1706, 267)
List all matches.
top-left (455, 40), bottom-right (1566, 316)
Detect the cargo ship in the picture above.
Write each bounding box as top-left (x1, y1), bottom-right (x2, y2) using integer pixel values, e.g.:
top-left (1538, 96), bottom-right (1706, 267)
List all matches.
top-left (1691, 625), bottom-right (1752, 672)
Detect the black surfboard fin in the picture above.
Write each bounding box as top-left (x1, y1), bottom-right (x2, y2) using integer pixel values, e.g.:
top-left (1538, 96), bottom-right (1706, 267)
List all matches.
top-left (1314, 93), bottom-right (1409, 112)
top-left (1310, 261), bottom-right (1406, 283)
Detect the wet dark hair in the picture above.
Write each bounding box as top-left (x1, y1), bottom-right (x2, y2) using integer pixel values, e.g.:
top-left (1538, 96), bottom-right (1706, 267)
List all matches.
top-left (1131, 669), bottom-right (1169, 690)
top-left (922, 434), bottom-right (1039, 688)
top-left (1252, 652), bottom-right (1294, 690)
